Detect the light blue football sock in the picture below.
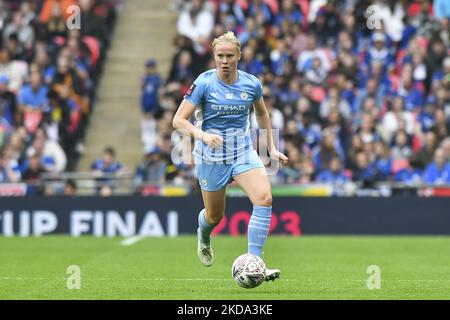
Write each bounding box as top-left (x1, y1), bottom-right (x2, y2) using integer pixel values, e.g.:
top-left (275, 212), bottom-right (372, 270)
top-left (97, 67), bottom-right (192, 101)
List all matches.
top-left (198, 209), bottom-right (215, 245)
top-left (248, 205), bottom-right (272, 256)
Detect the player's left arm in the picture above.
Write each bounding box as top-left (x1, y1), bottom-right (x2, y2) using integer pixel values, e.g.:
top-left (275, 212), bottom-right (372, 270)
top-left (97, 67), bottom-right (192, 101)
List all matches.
top-left (253, 97), bottom-right (288, 165)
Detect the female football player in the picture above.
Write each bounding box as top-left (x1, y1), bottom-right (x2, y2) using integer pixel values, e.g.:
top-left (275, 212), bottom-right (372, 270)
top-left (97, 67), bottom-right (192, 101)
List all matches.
top-left (172, 31), bottom-right (288, 281)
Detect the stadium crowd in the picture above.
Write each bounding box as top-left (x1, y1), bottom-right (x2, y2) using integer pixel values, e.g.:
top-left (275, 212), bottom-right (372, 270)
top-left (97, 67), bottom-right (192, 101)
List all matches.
top-left (0, 0), bottom-right (119, 194)
top-left (139, 0), bottom-right (450, 189)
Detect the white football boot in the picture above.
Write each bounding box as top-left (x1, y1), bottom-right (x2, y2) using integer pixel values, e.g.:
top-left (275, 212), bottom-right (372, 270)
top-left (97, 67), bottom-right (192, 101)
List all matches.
top-left (197, 228), bottom-right (213, 267)
top-left (264, 268), bottom-right (281, 282)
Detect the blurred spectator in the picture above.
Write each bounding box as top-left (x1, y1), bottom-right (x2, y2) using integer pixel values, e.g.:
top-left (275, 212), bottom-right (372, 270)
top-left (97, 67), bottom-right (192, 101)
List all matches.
top-left (90, 146), bottom-right (124, 175)
top-left (393, 161), bottom-right (422, 184)
top-left (0, 47), bottom-right (28, 92)
top-left (64, 178), bottom-right (77, 196)
top-left (2, 11), bottom-right (34, 50)
top-left (373, 140), bottom-right (393, 181)
top-left (391, 130), bottom-right (413, 163)
top-left (0, 1), bottom-right (9, 32)
top-left (274, 0), bottom-right (304, 28)
top-left (320, 86), bottom-right (351, 121)
top-left (44, 1), bottom-right (68, 39)
top-left (99, 184), bottom-right (113, 196)
top-left (0, 75), bottom-right (16, 129)
top-left (296, 33), bottom-right (331, 73)
top-left (441, 137), bottom-right (450, 162)
top-left (305, 56), bottom-right (327, 86)
top-left (366, 32), bottom-right (395, 73)
top-left (422, 148), bottom-right (450, 184)
top-left (352, 151), bottom-right (378, 187)
top-left (26, 128), bottom-right (67, 173)
top-left (316, 155), bottom-right (348, 184)
top-left (410, 131), bottom-right (438, 169)
top-left (90, 146), bottom-right (126, 193)
top-left (309, 1), bottom-right (341, 47)
top-left (22, 153), bottom-right (44, 182)
top-left (297, 110), bottom-right (322, 150)
top-left (0, 146), bottom-right (21, 182)
top-left (18, 72), bottom-right (48, 134)
top-left (173, 163), bottom-right (195, 186)
top-left (135, 147), bottom-right (167, 185)
top-left (356, 113), bottom-right (380, 145)
top-left (239, 45), bottom-right (263, 77)
top-left (176, 0), bottom-right (214, 55)
top-left (141, 59), bottom-right (161, 119)
top-left (312, 128), bottom-right (344, 173)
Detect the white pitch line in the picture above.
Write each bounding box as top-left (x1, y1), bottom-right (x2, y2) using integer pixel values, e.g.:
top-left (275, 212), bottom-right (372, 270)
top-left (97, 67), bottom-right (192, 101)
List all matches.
top-left (120, 236), bottom-right (145, 246)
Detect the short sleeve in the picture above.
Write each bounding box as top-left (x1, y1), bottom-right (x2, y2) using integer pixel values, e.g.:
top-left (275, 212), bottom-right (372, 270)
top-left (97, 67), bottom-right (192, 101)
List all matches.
top-left (254, 77), bottom-right (263, 101)
top-left (184, 74), bottom-right (207, 107)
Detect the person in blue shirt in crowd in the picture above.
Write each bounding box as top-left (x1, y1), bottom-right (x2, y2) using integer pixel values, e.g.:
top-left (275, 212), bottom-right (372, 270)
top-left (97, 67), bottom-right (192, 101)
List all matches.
top-left (312, 128), bottom-right (345, 172)
top-left (394, 66), bottom-right (424, 111)
top-left (247, 0), bottom-right (272, 24)
top-left (365, 32), bottom-right (395, 74)
top-left (134, 146), bottom-right (167, 185)
top-left (18, 72), bottom-right (49, 133)
top-left (238, 46), bottom-right (264, 77)
top-left (316, 155), bottom-right (348, 184)
top-left (373, 141), bottom-right (393, 181)
top-left (18, 72), bottom-right (48, 112)
top-left (352, 151), bottom-right (378, 187)
top-left (394, 162), bottom-right (423, 185)
top-left (90, 146), bottom-right (126, 193)
top-left (298, 110), bottom-right (322, 150)
top-left (172, 31), bottom-right (288, 282)
top-left (422, 148), bottom-right (450, 185)
top-left (90, 146), bottom-right (124, 174)
top-left (141, 58), bottom-right (162, 119)
top-left (431, 56), bottom-right (450, 89)
top-left (418, 98), bottom-right (437, 133)
top-left (274, 0), bottom-right (303, 28)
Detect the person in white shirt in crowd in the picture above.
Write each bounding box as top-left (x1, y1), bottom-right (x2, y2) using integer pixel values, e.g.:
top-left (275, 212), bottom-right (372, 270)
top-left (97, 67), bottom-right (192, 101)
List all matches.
top-left (26, 128), bottom-right (67, 173)
top-left (176, 0), bottom-right (214, 55)
top-left (0, 47), bottom-right (28, 93)
top-left (381, 95), bottom-right (415, 143)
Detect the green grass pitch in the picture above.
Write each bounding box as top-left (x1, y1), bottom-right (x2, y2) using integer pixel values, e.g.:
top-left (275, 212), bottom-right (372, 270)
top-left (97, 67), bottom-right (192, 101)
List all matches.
top-left (0, 236), bottom-right (449, 299)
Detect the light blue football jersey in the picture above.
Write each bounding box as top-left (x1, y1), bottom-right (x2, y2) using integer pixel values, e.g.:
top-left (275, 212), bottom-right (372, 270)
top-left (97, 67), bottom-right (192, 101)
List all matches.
top-left (184, 69), bottom-right (263, 162)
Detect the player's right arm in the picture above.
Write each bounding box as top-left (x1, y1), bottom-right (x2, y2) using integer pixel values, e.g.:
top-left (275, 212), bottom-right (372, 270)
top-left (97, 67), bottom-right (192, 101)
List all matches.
top-left (172, 99), bottom-right (223, 148)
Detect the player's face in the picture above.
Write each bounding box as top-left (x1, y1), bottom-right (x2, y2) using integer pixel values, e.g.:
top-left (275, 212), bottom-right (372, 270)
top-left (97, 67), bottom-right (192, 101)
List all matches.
top-left (214, 42), bottom-right (240, 77)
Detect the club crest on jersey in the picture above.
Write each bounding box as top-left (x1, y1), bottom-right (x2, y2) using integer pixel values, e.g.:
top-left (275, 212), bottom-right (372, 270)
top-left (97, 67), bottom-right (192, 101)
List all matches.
top-left (240, 92), bottom-right (249, 100)
top-left (184, 83), bottom-right (196, 98)
top-left (201, 179), bottom-right (207, 187)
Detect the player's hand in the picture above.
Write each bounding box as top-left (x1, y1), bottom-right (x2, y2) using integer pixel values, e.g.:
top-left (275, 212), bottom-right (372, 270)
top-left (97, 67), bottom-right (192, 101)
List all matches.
top-left (202, 132), bottom-right (223, 149)
top-left (269, 149), bottom-right (289, 166)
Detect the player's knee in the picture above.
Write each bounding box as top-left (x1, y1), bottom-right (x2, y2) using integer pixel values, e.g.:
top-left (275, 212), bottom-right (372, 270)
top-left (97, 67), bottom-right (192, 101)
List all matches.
top-left (206, 212), bottom-right (224, 225)
top-left (254, 193), bottom-right (272, 207)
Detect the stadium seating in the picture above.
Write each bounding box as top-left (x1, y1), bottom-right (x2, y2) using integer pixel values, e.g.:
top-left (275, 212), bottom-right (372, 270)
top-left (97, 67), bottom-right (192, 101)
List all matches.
top-left (0, 0), bottom-right (119, 195)
top-left (145, 0), bottom-right (450, 190)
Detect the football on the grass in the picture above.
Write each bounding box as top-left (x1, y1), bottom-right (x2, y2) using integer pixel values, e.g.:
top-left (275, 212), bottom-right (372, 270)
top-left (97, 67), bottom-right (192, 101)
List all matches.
top-left (231, 253), bottom-right (266, 289)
